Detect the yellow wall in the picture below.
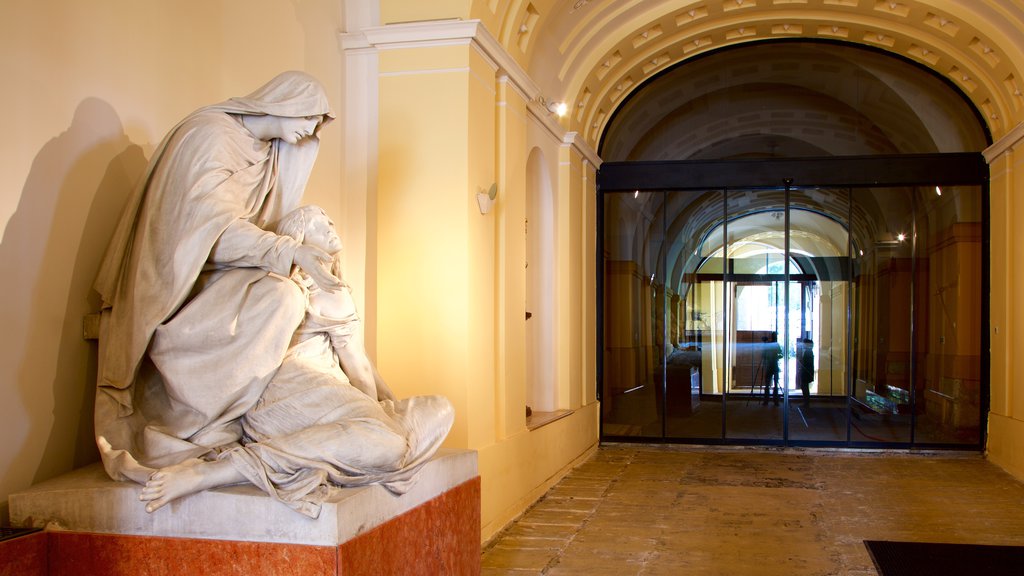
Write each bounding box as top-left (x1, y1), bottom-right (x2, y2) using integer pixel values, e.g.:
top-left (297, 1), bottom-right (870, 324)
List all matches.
top-left (364, 20), bottom-right (600, 540)
top-left (376, 43), bottom-right (476, 445)
top-left (382, 0), bottom-right (470, 25)
top-left (478, 403), bottom-right (599, 539)
top-left (0, 0), bottom-right (347, 523)
top-left (497, 73), bottom-right (529, 440)
top-left (986, 138), bottom-right (1024, 479)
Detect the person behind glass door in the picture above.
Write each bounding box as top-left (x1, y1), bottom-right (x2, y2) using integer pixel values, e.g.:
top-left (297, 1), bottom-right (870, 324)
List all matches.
top-left (797, 338), bottom-right (814, 408)
top-left (761, 332), bottom-right (782, 406)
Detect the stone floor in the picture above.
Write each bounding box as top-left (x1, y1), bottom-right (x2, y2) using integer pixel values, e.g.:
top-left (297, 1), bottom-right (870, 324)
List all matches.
top-left (481, 444), bottom-right (1024, 575)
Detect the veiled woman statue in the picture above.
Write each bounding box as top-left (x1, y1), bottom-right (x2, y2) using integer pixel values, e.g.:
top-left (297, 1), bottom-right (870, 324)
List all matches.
top-left (93, 71), bottom-right (452, 518)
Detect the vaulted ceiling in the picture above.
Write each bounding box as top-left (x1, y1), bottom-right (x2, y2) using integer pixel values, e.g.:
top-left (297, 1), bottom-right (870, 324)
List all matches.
top-left (471, 0), bottom-right (1024, 152)
top-left (599, 41), bottom-right (990, 161)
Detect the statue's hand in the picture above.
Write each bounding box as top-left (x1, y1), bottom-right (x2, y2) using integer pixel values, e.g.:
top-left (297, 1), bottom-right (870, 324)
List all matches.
top-left (294, 245), bottom-right (344, 292)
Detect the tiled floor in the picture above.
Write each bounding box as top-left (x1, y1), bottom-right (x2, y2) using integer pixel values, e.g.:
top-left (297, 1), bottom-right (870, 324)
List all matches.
top-left (481, 444), bottom-right (1024, 575)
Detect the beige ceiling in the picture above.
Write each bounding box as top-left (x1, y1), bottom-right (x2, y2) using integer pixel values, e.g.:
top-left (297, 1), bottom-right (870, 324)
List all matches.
top-left (472, 0), bottom-right (1024, 151)
top-left (599, 41), bottom-right (990, 160)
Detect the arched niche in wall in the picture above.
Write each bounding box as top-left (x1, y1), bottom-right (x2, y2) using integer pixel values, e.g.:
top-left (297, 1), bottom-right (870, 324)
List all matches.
top-left (525, 146), bottom-right (557, 414)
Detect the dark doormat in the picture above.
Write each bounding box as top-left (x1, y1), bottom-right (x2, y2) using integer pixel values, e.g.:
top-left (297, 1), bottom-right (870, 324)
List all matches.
top-left (865, 540), bottom-right (1024, 576)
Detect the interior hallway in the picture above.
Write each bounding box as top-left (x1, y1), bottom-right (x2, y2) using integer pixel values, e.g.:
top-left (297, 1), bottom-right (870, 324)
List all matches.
top-left (481, 444), bottom-right (1024, 575)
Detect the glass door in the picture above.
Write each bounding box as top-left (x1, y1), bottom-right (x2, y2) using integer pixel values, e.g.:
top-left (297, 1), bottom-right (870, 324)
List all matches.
top-left (600, 178), bottom-right (984, 449)
top-left (665, 190), bottom-right (726, 440)
top-left (601, 190), bottom-right (665, 437)
top-left (788, 188), bottom-right (851, 443)
top-left (722, 189), bottom-right (787, 442)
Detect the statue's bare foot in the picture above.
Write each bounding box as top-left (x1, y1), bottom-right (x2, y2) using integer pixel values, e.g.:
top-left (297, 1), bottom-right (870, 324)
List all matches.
top-left (97, 436), bottom-right (155, 484)
top-left (140, 458), bottom-right (244, 513)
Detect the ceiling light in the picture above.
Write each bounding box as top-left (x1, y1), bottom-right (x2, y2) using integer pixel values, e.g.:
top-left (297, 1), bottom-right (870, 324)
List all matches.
top-left (547, 101), bottom-right (568, 117)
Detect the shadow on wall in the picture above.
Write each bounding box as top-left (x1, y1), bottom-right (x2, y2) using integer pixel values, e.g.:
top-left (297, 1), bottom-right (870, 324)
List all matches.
top-left (0, 97), bottom-right (146, 523)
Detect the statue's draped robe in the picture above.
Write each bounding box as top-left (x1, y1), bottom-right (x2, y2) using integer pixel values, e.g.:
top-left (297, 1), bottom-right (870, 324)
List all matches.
top-left (232, 289), bottom-right (454, 517)
top-left (93, 72), bottom-right (452, 517)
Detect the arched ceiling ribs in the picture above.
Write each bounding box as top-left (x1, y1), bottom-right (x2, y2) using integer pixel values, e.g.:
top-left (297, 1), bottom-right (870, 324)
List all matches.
top-left (574, 11), bottom-right (1011, 148)
top-left (472, 0), bottom-right (1024, 151)
top-left (598, 41), bottom-right (990, 161)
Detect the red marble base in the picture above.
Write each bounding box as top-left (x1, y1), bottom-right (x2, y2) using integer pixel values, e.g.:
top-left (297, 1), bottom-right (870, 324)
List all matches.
top-left (1, 477), bottom-right (480, 576)
top-left (0, 531), bottom-right (47, 576)
top-left (341, 475), bottom-right (480, 575)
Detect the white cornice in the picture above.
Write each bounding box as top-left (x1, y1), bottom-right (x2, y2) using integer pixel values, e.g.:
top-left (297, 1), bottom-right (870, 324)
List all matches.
top-left (984, 121), bottom-right (1024, 163)
top-left (340, 19), bottom-right (603, 169)
top-left (565, 132), bottom-right (602, 168)
top-left (340, 19), bottom-right (541, 103)
top-left (527, 102), bottom-right (602, 168)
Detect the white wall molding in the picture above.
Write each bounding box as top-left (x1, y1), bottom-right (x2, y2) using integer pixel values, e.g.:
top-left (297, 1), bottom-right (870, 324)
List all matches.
top-left (985, 121), bottom-right (1024, 163)
top-left (564, 132), bottom-right (602, 168)
top-left (340, 19), bottom-right (541, 101)
top-left (340, 19), bottom-right (603, 179)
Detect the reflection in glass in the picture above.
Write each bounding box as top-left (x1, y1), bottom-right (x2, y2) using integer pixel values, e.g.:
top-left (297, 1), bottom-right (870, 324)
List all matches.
top-left (850, 188), bottom-right (915, 443)
top-left (787, 189), bottom-right (851, 443)
top-left (601, 185), bottom-right (982, 447)
top-left (849, 186), bottom-right (982, 445)
top-left (721, 191), bottom-right (788, 441)
top-left (602, 190), bottom-right (664, 437)
top-left (665, 190), bottom-right (725, 439)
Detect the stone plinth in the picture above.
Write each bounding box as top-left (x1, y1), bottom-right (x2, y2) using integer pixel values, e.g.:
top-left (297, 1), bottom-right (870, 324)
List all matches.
top-left (6, 449), bottom-right (480, 576)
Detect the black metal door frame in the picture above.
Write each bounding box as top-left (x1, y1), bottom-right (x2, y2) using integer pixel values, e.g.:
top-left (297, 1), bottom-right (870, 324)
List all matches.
top-left (596, 153), bottom-right (989, 450)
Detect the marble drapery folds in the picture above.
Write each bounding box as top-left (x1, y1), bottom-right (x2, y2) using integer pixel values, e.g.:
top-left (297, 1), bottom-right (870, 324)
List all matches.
top-left (93, 71), bottom-right (452, 516)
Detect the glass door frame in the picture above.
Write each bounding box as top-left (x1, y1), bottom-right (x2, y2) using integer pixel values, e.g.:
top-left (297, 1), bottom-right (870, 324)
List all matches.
top-left (596, 153), bottom-right (989, 450)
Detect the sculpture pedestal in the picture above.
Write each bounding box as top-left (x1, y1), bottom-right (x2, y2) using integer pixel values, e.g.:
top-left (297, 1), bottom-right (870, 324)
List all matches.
top-left (6, 449), bottom-right (479, 575)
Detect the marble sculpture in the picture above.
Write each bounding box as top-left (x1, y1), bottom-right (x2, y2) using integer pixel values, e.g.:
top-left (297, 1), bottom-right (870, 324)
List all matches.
top-left (92, 71), bottom-right (453, 518)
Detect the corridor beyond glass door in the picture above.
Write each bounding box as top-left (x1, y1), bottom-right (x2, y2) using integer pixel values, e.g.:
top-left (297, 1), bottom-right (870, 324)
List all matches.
top-left (720, 189), bottom-right (787, 442)
top-left (786, 188), bottom-right (851, 443)
top-left (600, 183), bottom-right (983, 448)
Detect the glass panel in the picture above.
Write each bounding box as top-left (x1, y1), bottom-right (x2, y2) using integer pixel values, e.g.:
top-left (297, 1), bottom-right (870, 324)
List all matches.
top-left (602, 190), bottom-right (664, 437)
top-left (724, 190), bottom-right (786, 441)
top-left (850, 188), bottom-right (915, 443)
top-left (602, 182), bottom-right (984, 447)
top-left (665, 190), bottom-right (725, 439)
top-left (787, 188), bottom-right (852, 442)
top-left (913, 185), bottom-right (983, 445)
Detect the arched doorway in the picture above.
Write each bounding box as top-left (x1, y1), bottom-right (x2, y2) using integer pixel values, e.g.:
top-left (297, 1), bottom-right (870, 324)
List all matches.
top-left (597, 41), bottom-right (989, 448)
